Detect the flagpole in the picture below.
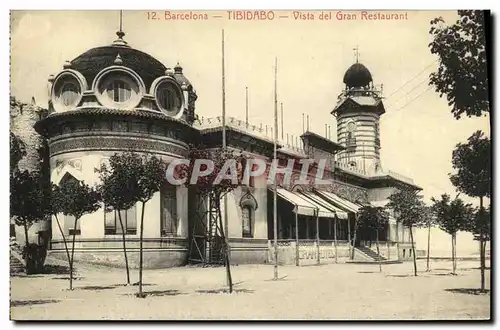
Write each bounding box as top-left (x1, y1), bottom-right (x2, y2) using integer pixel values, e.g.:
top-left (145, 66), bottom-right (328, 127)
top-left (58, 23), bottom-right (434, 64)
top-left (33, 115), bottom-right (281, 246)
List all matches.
top-left (273, 57), bottom-right (279, 281)
top-left (245, 86), bottom-right (249, 127)
top-left (222, 29), bottom-right (230, 268)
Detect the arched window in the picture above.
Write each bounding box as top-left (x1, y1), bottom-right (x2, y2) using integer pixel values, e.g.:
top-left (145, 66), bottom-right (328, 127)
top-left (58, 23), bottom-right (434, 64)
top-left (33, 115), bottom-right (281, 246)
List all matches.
top-left (242, 206), bottom-right (252, 238)
top-left (106, 80), bottom-right (132, 103)
top-left (60, 82), bottom-right (79, 106)
top-left (161, 184), bottom-right (177, 236)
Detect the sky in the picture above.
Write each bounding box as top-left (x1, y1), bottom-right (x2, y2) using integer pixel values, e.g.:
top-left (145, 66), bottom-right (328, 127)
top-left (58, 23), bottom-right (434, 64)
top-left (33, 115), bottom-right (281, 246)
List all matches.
top-left (10, 10), bottom-right (490, 209)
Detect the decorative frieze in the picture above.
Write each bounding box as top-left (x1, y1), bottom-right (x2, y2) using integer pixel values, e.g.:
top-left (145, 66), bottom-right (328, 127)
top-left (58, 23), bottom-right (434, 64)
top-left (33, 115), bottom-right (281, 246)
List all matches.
top-left (49, 136), bottom-right (188, 157)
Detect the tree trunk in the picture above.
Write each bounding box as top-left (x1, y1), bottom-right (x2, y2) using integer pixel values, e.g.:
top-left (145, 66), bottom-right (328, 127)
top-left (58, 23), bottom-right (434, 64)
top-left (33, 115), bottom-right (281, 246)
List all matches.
top-left (395, 221), bottom-right (400, 260)
top-left (138, 201), bottom-right (146, 297)
top-left (451, 234), bottom-right (456, 274)
top-left (54, 214), bottom-right (71, 267)
top-left (69, 217), bottom-right (78, 290)
top-left (351, 215), bottom-right (359, 260)
top-left (479, 196), bottom-right (485, 291)
top-left (216, 195), bottom-right (233, 293)
top-left (347, 215), bottom-right (351, 258)
top-left (426, 221), bottom-right (431, 272)
top-left (409, 225), bottom-right (417, 276)
top-left (376, 230), bottom-right (381, 273)
top-left (333, 217), bottom-right (338, 264)
top-left (23, 222), bottom-right (29, 246)
top-left (117, 210), bottom-right (130, 285)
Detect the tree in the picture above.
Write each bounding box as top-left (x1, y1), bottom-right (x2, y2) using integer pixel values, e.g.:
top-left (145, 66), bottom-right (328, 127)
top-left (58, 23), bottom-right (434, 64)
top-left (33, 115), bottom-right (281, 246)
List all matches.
top-left (58, 179), bottom-right (101, 290)
top-left (48, 184), bottom-right (71, 267)
top-left (449, 130), bottom-right (490, 289)
top-left (97, 153), bottom-right (143, 286)
top-left (10, 131), bottom-right (26, 174)
top-left (429, 10), bottom-right (490, 119)
top-left (464, 205), bottom-right (490, 291)
top-left (387, 189), bottom-right (426, 276)
top-left (133, 154), bottom-right (167, 298)
top-left (431, 194), bottom-right (474, 274)
top-left (357, 205), bottom-right (389, 272)
top-left (177, 147), bottom-right (245, 294)
top-left (422, 206), bottom-right (435, 272)
top-left (10, 170), bottom-right (46, 273)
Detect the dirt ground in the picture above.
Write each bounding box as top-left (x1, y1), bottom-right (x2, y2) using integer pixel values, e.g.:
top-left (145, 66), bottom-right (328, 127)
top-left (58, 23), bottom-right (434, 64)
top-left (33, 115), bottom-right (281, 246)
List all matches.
top-left (10, 258), bottom-right (490, 320)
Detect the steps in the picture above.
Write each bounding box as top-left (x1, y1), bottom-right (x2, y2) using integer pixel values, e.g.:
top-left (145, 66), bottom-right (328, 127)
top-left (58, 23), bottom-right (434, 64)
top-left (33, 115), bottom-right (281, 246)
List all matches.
top-left (10, 254), bottom-right (25, 274)
top-left (10, 239), bottom-right (25, 274)
top-left (356, 245), bottom-right (387, 262)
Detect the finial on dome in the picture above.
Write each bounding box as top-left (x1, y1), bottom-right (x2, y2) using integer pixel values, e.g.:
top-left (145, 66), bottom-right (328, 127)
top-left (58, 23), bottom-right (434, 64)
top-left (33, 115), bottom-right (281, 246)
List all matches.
top-left (174, 62), bottom-right (183, 74)
top-left (114, 53), bottom-right (123, 65)
top-left (181, 82), bottom-right (188, 91)
top-left (63, 61), bottom-right (72, 69)
top-left (112, 10), bottom-right (130, 47)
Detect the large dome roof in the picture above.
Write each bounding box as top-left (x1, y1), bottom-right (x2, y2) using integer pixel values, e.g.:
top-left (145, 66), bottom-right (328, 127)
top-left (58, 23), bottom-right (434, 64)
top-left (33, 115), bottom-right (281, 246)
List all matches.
top-left (343, 63), bottom-right (373, 88)
top-left (70, 44), bottom-right (167, 90)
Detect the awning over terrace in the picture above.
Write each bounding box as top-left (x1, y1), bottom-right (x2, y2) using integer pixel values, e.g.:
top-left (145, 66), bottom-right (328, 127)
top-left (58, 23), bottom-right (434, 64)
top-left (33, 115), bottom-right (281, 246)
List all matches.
top-left (299, 191), bottom-right (349, 219)
top-left (315, 190), bottom-right (361, 214)
top-left (275, 188), bottom-right (318, 217)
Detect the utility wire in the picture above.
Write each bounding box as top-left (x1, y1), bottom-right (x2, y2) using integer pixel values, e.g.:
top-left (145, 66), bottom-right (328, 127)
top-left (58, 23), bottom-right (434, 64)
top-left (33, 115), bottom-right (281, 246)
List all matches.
top-left (385, 77), bottom-right (429, 109)
top-left (384, 60), bottom-right (436, 99)
top-left (382, 86), bottom-right (433, 121)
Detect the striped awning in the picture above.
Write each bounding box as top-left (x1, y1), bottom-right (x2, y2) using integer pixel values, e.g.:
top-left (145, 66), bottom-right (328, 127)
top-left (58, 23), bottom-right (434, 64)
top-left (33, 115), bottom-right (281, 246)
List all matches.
top-left (275, 188), bottom-right (318, 217)
top-left (299, 191), bottom-right (349, 219)
top-left (315, 190), bottom-right (360, 213)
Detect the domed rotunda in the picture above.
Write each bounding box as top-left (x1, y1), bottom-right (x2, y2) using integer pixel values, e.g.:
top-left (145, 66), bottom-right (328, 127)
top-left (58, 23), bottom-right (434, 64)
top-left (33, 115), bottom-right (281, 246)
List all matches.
top-left (35, 30), bottom-right (199, 268)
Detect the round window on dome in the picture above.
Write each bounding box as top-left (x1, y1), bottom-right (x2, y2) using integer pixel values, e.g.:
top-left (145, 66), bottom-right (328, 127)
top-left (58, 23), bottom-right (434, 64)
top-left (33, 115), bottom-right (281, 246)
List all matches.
top-left (156, 82), bottom-right (182, 116)
top-left (53, 76), bottom-right (82, 111)
top-left (96, 72), bottom-right (142, 109)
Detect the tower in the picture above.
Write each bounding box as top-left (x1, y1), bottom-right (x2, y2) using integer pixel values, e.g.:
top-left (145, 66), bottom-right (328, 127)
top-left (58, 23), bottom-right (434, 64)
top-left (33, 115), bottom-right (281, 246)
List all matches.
top-left (331, 61), bottom-right (385, 174)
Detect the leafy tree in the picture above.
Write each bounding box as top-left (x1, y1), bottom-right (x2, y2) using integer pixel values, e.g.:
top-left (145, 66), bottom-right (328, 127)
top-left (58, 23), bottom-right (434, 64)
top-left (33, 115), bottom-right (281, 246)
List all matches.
top-left (431, 194), bottom-right (474, 274)
top-left (429, 10), bottom-right (490, 119)
top-left (387, 189), bottom-right (426, 276)
top-left (449, 130), bottom-right (490, 290)
top-left (48, 184), bottom-right (71, 265)
top-left (177, 147), bottom-right (245, 294)
top-left (97, 153), bottom-right (143, 286)
top-left (357, 205), bottom-right (389, 272)
top-left (134, 154), bottom-right (168, 298)
top-left (10, 170), bottom-right (46, 273)
top-left (10, 131), bottom-right (26, 174)
top-left (58, 179), bottom-right (101, 290)
top-left (423, 206), bottom-right (436, 272)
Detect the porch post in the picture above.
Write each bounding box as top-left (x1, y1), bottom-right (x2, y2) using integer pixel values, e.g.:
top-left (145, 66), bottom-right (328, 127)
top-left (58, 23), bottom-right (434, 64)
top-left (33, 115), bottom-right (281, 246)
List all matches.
top-left (316, 209), bottom-right (320, 265)
top-left (334, 215), bottom-right (338, 263)
top-left (295, 212), bottom-right (299, 266)
top-left (347, 214), bottom-right (351, 257)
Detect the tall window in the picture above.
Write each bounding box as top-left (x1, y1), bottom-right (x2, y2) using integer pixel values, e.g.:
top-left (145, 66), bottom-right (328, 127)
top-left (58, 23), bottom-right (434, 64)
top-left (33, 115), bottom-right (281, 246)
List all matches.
top-left (106, 80), bottom-right (132, 103)
top-left (104, 205), bottom-right (137, 235)
top-left (161, 185), bottom-right (177, 236)
top-left (242, 206), bottom-right (253, 237)
top-left (60, 82), bottom-right (79, 106)
top-left (59, 173), bottom-right (81, 235)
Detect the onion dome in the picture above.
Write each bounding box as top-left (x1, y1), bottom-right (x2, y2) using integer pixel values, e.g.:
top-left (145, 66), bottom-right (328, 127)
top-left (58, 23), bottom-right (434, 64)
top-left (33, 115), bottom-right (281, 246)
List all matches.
top-left (70, 42), bottom-right (166, 91)
top-left (343, 63), bottom-right (373, 88)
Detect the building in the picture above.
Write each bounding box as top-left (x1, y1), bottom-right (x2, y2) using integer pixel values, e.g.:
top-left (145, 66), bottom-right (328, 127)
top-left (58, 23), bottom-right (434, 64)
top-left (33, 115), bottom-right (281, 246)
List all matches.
top-left (31, 28), bottom-right (422, 268)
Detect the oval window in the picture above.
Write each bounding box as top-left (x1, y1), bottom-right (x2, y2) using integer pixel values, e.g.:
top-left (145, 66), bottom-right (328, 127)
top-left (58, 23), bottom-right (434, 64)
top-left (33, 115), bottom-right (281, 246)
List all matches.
top-left (156, 82), bottom-right (182, 115)
top-left (59, 82), bottom-right (80, 107)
